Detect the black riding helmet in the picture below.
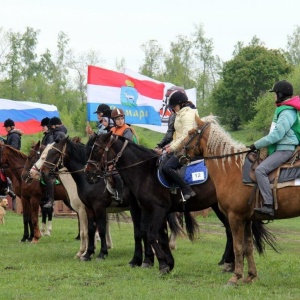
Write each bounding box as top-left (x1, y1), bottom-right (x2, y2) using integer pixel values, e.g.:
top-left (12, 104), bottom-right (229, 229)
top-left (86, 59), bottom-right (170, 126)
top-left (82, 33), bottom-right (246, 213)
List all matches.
top-left (40, 117), bottom-right (50, 127)
top-left (49, 116), bottom-right (62, 126)
top-left (94, 104), bottom-right (110, 114)
top-left (3, 118), bottom-right (15, 127)
top-left (168, 90), bottom-right (188, 108)
top-left (270, 80), bottom-right (293, 103)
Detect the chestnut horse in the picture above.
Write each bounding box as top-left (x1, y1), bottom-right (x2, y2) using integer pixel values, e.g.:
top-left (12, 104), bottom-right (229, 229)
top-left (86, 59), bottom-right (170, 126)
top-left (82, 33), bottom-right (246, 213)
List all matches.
top-left (175, 115), bottom-right (284, 285)
top-left (0, 143), bottom-right (90, 258)
top-left (84, 131), bottom-right (276, 274)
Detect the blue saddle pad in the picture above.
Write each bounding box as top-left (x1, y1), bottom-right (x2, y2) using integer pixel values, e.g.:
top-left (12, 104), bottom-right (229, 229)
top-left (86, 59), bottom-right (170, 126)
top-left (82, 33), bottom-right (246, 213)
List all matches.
top-left (158, 159), bottom-right (208, 188)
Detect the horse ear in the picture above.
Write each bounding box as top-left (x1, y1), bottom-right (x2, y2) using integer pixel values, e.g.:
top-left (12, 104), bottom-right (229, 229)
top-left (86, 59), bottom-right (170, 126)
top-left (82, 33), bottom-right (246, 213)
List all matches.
top-left (195, 115), bottom-right (203, 127)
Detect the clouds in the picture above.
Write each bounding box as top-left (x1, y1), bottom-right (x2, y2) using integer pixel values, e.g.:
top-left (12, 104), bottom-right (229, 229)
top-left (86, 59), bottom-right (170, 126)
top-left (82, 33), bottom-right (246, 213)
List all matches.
top-left (1, 0), bottom-right (299, 71)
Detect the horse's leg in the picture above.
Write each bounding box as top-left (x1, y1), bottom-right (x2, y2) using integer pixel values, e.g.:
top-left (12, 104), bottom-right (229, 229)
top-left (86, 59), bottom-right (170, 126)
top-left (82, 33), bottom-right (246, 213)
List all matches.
top-left (106, 215), bottom-right (113, 249)
top-left (81, 216), bottom-right (96, 261)
top-left (30, 197), bottom-right (42, 244)
top-left (158, 220), bottom-right (174, 271)
top-left (211, 203), bottom-right (234, 272)
top-left (75, 205), bottom-right (89, 258)
top-left (227, 215), bottom-right (245, 285)
top-left (128, 203), bottom-right (143, 267)
top-left (243, 220), bottom-right (258, 283)
top-left (95, 211), bottom-right (108, 260)
top-left (20, 197), bottom-right (31, 242)
top-left (148, 208), bottom-right (170, 274)
top-left (141, 211), bottom-right (154, 268)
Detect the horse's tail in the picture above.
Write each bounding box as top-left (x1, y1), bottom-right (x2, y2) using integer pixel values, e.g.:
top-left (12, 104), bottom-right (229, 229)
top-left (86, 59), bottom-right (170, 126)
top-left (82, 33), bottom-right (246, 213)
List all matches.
top-left (183, 211), bottom-right (199, 241)
top-left (252, 220), bottom-right (278, 254)
top-left (167, 212), bottom-right (184, 239)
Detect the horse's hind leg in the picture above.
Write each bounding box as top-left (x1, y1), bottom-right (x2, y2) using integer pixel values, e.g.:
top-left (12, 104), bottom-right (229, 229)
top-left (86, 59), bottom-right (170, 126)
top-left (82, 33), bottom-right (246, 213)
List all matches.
top-left (243, 220), bottom-right (258, 283)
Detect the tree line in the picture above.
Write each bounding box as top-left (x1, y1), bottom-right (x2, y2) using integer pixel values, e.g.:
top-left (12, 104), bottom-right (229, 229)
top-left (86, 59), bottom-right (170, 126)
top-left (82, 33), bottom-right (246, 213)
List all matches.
top-left (0, 24), bottom-right (300, 135)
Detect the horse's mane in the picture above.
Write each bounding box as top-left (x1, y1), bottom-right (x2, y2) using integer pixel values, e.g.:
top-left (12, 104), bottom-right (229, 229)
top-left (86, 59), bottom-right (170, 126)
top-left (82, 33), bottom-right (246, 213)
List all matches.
top-left (201, 116), bottom-right (247, 170)
top-left (5, 145), bottom-right (27, 160)
top-left (116, 135), bottom-right (157, 156)
top-left (67, 138), bottom-right (87, 165)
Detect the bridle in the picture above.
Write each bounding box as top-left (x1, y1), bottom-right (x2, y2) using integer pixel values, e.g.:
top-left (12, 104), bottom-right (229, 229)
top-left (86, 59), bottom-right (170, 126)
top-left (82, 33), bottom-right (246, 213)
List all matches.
top-left (178, 122), bottom-right (250, 164)
top-left (41, 143), bottom-right (67, 173)
top-left (86, 134), bottom-right (161, 178)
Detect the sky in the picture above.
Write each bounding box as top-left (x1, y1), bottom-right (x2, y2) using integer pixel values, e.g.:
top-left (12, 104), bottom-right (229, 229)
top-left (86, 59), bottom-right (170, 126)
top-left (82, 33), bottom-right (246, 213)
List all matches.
top-left (1, 0), bottom-right (300, 72)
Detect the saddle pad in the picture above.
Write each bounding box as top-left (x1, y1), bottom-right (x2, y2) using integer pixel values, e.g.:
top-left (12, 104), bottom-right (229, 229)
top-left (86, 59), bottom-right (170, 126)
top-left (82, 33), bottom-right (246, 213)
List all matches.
top-left (242, 156), bottom-right (300, 184)
top-left (158, 159), bottom-right (208, 188)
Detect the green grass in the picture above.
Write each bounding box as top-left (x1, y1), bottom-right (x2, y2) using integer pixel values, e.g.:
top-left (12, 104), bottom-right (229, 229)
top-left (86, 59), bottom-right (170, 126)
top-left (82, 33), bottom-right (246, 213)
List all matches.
top-left (1, 211), bottom-right (300, 299)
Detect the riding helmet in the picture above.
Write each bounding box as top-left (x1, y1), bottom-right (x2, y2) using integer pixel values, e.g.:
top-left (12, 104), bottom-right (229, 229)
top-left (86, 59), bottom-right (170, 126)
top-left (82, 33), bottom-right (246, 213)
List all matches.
top-left (168, 90), bottom-right (188, 107)
top-left (3, 118), bottom-right (15, 127)
top-left (165, 86), bottom-right (186, 98)
top-left (94, 104), bottom-right (110, 114)
top-left (49, 116), bottom-right (62, 126)
top-left (269, 80), bottom-right (293, 96)
top-left (111, 108), bottom-right (125, 119)
top-left (40, 117), bottom-right (50, 127)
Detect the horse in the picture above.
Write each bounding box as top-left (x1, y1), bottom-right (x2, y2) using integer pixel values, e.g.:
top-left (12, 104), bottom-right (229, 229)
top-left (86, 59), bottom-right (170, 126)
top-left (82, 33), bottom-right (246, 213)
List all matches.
top-left (29, 137), bottom-right (157, 267)
top-left (0, 143), bottom-right (89, 258)
top-left (84, 130), bottom-right (276, 274)
top-left (175, 115), bottom-right (284, 285)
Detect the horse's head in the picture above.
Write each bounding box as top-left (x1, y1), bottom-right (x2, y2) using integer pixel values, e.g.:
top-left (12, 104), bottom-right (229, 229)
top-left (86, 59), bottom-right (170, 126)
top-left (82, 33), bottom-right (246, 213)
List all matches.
top-left (21, 140), bottom-right (41, 182)
top-left (85, 131), bottom-right (115, 184)
top-left (175, 116), bottom-right (209, 164)
top-left (29, 142), bottom-right (56, 180)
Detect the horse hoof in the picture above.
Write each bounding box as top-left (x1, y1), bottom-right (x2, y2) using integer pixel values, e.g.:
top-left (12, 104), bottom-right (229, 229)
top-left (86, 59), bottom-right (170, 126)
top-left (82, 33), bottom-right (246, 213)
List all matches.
top-left (159, 265), bottom-right (170, 275)
top-left (128, 263), bottom-right (138, 268)
top-left (80, 256), bottom-right (91, 262)
top-left (220, 263), bottom-right (234, 273)
top-left (141, 262), bottom-right (153, 269)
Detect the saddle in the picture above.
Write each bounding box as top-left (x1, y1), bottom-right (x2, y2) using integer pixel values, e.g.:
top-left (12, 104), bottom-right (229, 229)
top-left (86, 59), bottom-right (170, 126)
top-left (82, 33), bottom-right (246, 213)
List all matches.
top-left (243, 147), bottom-right (300, 209)
top-left (157, 156), bottom-right (208, 189)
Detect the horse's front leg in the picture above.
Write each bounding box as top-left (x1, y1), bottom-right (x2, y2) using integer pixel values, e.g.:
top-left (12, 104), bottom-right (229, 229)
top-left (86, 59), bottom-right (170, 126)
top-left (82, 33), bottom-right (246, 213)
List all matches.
top-left (95, 211), bottom-right (108, 260)
top-left (30, 197), bottom-right (42, 244)
top-left (243, 220), bottom-right (258, 283)
top-left (20, 197), bottom-right (31, 242)
top-left (148, 209), bottom-right (170, 275)
top-left (227, 215), bottom-right (246, 285)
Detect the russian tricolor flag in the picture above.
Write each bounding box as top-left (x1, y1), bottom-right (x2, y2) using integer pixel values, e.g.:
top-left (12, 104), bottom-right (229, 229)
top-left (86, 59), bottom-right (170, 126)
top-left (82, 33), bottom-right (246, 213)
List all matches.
top-left (0, 98), bottom-right (59, 135)
top-left (87, 66), bottom-right (164, 125)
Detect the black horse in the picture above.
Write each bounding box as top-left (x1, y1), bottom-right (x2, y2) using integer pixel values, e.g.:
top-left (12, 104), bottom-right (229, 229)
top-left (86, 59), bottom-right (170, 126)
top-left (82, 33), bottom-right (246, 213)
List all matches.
top-left (34, 136), bottom-right (161, 267)
top-left (85, 132), bottom-right (277, 274)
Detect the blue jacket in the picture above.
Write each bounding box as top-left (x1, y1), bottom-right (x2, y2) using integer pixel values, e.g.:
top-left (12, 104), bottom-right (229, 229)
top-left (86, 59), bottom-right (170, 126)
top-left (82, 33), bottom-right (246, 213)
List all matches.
top-left (254, 107), bottom-right (298, 152)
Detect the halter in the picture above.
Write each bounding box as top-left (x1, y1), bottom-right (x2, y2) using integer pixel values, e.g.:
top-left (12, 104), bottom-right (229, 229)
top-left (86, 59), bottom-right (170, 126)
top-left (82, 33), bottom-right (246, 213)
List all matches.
top-left (42, 143), bottom-right (67, 173)
top-left (178, 122), bottom-right (250, 164)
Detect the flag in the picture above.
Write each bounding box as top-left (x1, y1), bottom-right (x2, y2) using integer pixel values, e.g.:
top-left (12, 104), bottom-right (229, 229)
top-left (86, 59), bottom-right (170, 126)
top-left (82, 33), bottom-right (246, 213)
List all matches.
top-left (123, 69), bottom-right (197, 133)
top-left (0, 98), bottom-right (59, 135)
top-left (87, 66), bottom-right (164, 126)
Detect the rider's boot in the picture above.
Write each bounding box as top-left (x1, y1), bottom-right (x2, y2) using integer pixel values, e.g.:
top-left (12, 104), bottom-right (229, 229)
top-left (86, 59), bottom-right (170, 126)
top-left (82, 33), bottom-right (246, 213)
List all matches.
top-left (5, 177), bottom-right (16, 211)
top-left (253, 204), bottom-right (274, 217)
top-left (113, 174), bottom-right (124, 203)
top-left (166, 169), bottom-right (196, 200)
top-left (43, 177), bottom-right (54, 208)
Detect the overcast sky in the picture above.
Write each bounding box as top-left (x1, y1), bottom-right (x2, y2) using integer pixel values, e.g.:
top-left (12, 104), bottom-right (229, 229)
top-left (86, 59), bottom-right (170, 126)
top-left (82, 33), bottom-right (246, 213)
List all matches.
top-left (1, 0), bottom-right (300, 72)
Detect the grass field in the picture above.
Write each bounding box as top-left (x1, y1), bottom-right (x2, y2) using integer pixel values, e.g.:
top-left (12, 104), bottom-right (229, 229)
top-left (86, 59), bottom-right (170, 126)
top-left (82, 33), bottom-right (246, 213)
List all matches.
top-left (1, 211), bottom-right (300, 300)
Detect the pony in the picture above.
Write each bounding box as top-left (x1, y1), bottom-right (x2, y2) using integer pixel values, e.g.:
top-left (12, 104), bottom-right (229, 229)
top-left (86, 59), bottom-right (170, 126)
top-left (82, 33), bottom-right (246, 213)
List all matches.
top-left (30, 137), bottom-right (156, 267)
top-left (175, 115), bottom-right (283, 285)
top-left (84, 130), bottom-right (276, 274)
top-left (0, 143), bottom-right (89, 258)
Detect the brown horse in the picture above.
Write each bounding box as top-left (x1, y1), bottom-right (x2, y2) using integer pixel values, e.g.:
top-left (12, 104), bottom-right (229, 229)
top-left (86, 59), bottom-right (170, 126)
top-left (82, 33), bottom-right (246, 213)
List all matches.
top-left (175, 115), bottom-right (287, 285)
top-left (0, 143), bottom-right (90, 258)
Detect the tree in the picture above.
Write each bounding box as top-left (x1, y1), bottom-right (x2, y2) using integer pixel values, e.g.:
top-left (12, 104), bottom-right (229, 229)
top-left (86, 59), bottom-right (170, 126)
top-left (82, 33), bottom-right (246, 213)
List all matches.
top-left (211, 45), bottom-right (292, 130)
top-left (139, 40), bottom-right (164, 78)
top-left (284, 25), bottom-right (300, 65)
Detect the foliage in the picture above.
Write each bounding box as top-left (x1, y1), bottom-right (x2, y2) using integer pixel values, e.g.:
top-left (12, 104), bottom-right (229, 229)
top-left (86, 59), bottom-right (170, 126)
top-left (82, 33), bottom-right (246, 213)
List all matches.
top-left (211, 45), bottom-right (293, 130)
top-left (248, 64), bottom-right (300, 132)
top-left (2, 212), bottom-right (300, 299)
top-left (284, 25), bottom-right (300, 65)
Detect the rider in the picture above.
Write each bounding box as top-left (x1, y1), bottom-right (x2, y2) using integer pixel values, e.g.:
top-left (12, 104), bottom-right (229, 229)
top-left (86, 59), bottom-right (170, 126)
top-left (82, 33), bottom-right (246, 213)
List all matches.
top-left (155, 86), bottom-right (185, 152)
top-left (109, 108), bottom-right (135, 203)
top-left (250, 80), bottom-right (300, 217)
top-left (40, 117), bottom-right (54, 147)
top-left (43, 117), bottom-right (68, 208)
top-left (1, 118), bottom-right (22, 211)
top-left (162, 88), bottom-right (198, 200)
top-left (86, 103), bottom-right (111, 136)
